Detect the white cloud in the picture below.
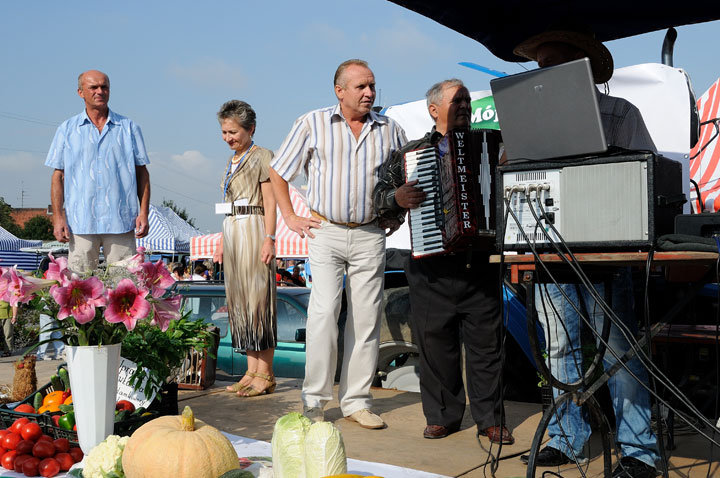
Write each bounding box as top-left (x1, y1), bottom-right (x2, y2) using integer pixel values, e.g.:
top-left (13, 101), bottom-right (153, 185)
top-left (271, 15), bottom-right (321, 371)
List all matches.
top-left (372, 19), bottom-right (443, 62)
top-left (169, 59), bottom-right (247, 89)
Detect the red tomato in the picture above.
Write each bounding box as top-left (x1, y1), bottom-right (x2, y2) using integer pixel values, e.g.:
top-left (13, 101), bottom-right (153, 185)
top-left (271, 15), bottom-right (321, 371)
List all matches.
top-left (1, 450), bottom-right (18, 470)
top-left (2, 432), bottom-right (21, 450)
top-left (14, 404), bottom-right (36, 414)
top-left (52, 438), bottom-right (69, 454)
top-left (38, 457), bottom-right (60, 477)
top-left (10, 418), bottom-right (29, 435)
top-left (20, 422), bottom-right (42, 442)
top-left (37, 435), bottom-right (53, 443)
top-left (53, 453), bottom-right (73, 471)
top-left (15, 440), bottom-right (34, 455)
top-left (0, 429), bottom-right (9, 438)
top-left (32, 440), bottom-right (55, 459)
top-left (115, 400), bottom-right (135, 413)
top-left (22, 456), bottom-right (40, 477)
top-left (14, 454), bottom-right (32, 472)
top-left (68, 447), bottom-right (83, 463)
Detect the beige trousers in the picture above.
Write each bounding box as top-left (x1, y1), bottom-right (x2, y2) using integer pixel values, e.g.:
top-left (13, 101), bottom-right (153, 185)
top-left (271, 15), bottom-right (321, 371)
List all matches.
top-left (302, 220), bottom-right (386, 416)
top-left (69, 231), bottom-right (136, 273)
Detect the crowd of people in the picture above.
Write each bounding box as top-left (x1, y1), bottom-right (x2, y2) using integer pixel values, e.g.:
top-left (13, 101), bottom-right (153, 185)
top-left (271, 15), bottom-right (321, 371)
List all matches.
top-left (36, 26), bottom-right (661, 478)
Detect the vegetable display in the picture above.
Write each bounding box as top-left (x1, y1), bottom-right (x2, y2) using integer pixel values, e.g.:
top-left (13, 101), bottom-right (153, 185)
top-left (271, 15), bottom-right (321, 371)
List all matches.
top-left (304, 422), bottom-right (347, 478)
top-left (0, 417), bottom-right (83, 476)
top-left (271, 413), bottom-right (348, 478)
top-left (80, 434), bottom-right (129, 478)
top-left (121, 406), bottom-right (238, 478)
top-left (271, 412), bottom-right (311, 478)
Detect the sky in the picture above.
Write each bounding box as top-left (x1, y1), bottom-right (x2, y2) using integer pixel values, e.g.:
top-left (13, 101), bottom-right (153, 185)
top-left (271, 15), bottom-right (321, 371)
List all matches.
top-left (2, 1), bottom-right (719, 233)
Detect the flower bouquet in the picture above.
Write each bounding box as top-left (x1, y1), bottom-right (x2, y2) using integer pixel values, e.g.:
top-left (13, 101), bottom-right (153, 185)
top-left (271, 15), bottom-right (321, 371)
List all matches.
top-left (0, 248), bottom-right (183, 453)
top-left (0, 248), bottom-right (181, 347)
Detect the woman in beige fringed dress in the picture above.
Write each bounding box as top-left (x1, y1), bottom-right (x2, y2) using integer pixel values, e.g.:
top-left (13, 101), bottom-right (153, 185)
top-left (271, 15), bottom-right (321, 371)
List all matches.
top-left (213, 100), bottom-right (278, 397)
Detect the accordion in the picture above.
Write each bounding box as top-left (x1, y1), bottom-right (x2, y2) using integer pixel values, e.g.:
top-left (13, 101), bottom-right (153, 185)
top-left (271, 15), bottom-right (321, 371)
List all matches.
top-left (404, 128), bottom-right (500, 258)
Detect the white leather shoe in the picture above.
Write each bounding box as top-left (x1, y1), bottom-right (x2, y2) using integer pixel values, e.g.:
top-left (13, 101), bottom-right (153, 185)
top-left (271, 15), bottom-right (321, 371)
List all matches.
top-left (346, 409), bottom-right (385, 429)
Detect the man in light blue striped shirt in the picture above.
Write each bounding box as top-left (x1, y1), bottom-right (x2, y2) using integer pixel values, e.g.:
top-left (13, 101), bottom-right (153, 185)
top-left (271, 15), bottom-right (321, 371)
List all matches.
top-left (270, 59), bottom-right (407, 429)
top-left (45, 70), bottom-right (151, 273)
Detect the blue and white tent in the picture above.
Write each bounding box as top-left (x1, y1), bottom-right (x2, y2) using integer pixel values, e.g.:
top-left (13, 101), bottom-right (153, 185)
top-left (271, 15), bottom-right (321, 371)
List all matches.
top-left (136, 205), bottom-right (202, 254)
top-left (0, 225), bottom-right (43, 271)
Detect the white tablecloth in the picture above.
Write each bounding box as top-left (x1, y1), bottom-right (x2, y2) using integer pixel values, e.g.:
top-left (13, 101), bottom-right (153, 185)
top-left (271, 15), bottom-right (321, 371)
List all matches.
top-left (3, 432), bottom-right (449, 478)
top-left (225, 432), bottom-right (450, 478)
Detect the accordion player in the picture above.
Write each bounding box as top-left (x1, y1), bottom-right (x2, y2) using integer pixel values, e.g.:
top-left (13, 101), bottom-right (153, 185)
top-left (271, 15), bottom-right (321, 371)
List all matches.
top-left (404, 127), bottom-right (501, 258)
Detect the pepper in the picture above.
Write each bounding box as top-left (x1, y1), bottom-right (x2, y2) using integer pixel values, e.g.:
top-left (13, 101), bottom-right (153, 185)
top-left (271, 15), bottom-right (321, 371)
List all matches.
top-left (58, 412), bottom-right (75, 431)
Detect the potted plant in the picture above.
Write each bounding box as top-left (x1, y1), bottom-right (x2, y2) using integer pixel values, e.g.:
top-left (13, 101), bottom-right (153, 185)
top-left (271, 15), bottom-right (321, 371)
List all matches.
top-left (0, 248), bottom-right (182, 453)
top-left (120, 316), bottom-right (216, 415)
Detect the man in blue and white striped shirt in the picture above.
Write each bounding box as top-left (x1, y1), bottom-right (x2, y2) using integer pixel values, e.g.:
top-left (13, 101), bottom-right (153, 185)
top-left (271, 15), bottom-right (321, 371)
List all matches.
top-left (270, 59), bottom-right (406, 429)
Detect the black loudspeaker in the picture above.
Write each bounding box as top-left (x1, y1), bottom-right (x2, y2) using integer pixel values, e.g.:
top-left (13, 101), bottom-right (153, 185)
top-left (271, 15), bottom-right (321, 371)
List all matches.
top-left (674, 212), bottom-right (720, 238)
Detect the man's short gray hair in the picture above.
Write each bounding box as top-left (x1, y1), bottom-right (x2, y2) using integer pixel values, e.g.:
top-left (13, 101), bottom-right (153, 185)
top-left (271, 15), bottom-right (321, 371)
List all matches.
top-left (425, 79), bottom-right (465, 108)
top-left (334, 59), bottom-right (370, 88)
top-left (217, 100), bottom-right (257, 131)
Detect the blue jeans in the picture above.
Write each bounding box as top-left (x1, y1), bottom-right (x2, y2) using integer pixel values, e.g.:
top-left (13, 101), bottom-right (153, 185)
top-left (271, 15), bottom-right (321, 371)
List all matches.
top-left (37, 314), bottom-right (64, 358)
top-left (535, 269), bottom-right (658, 468)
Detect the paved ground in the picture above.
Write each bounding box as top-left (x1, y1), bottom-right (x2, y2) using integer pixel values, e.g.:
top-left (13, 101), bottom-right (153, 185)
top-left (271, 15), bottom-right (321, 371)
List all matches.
top-left (0, 352), bottom-right (718, 477)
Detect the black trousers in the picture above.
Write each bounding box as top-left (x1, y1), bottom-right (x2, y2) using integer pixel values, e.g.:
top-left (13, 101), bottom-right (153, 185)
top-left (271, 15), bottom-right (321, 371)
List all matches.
top-left (406, 251), bottom-right (504, 430)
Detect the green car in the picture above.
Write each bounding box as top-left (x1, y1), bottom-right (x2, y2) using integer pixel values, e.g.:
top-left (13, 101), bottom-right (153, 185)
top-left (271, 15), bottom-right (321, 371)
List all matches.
top-left (170, 277), bottom-right (419, 387)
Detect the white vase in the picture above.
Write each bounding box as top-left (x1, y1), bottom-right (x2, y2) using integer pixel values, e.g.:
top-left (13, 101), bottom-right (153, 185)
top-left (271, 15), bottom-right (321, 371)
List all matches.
top-left (65, 343), bottom-right (122, 454)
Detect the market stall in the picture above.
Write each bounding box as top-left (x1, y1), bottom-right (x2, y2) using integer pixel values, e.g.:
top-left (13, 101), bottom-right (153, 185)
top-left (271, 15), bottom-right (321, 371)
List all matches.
top-left (136, 205), bottom-right (202, 255)
top-left (0, 225), bottom-right (43, 271)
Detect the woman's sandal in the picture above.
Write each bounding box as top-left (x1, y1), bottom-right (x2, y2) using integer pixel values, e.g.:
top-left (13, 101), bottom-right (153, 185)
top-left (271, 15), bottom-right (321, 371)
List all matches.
top-left (237, 372), bottom-right (276, 397)
top-left (226, 371), bottom-right (253, 393)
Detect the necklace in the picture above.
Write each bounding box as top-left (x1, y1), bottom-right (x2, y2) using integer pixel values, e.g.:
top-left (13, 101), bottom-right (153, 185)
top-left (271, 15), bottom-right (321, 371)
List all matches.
top-left (231, 144), bottom-right (253, 163)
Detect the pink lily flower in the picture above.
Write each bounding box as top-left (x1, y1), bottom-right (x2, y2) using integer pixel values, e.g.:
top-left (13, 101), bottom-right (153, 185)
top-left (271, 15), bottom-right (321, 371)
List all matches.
top-left (150, 295), bottom-right (182, 331)
top-left (105, 279), bottom-right (150, 331)
top-left (46, 253), bottom-right (71, 286)
top-left (51, 276), bottom-right (107, 324)
top-left (1, 267), bottom-right (55, 306)
top-left (135, 261), bottom-right (175, 298)
top-left (125, 247), bottom-right (147, 273)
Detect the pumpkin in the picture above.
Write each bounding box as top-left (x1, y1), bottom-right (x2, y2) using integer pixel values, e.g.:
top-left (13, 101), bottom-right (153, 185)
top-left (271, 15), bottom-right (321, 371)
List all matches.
top-left (122, 406), bottom-right (238, 478)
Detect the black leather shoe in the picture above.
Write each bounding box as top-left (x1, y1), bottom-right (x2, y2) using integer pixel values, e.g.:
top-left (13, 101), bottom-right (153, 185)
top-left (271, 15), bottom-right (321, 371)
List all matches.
top-left (520, 446), bottom-right (571, 466)
top-left (612, 457), bottom-right (657, 478)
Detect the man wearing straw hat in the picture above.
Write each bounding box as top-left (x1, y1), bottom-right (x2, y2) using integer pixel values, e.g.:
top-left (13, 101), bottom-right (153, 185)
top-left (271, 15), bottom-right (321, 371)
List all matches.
top-left (513, 29), bottom-right (659, 478)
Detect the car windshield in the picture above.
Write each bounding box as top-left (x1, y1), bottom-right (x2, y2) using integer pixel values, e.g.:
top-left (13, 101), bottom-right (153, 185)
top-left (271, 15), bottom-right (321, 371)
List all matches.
top-left (292, 291), bottom-right (310, 309)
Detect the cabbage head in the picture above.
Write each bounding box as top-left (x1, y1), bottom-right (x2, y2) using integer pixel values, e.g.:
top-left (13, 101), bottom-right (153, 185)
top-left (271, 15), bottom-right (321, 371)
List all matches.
top-left (272, 412), bottom-right (312, 478)
top-left (304, 421), bottom-right (347, 478)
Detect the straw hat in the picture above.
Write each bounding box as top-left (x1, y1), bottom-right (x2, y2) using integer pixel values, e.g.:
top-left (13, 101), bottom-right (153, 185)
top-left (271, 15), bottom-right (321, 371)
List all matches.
top-left (513, 30), bottom-right (614, 84)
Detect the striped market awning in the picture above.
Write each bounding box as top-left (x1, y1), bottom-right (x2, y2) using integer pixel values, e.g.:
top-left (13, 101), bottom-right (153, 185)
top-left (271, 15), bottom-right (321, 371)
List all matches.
top-left (136, 205), bottom-right (202, 254)
top-left (0, 225), bottom-right (42, 252)
top-left (690, 78), bottom-right (720, 212)
top-left (190, 185), bottom-right (310, 260)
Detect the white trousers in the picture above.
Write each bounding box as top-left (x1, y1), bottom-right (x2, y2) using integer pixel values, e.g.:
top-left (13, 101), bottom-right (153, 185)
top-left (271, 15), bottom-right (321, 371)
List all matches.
top-left (69, 230), bottom-right (136, 273)
top-left (302, 221), bottom-right (386, 416)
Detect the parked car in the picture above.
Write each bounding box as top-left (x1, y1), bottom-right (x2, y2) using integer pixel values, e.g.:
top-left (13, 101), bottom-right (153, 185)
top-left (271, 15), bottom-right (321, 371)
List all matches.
top-left (171, 270), bottom-right (540, 400)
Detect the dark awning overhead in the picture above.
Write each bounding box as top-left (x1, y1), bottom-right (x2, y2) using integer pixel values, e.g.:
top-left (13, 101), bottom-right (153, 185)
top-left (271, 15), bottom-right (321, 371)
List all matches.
top-left (388, 1), bottom-right (720, 62)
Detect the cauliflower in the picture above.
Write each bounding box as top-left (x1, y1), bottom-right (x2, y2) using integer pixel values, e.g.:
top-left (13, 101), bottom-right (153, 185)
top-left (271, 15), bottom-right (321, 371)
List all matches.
top-left (82, 435), bottom-right (130, 478)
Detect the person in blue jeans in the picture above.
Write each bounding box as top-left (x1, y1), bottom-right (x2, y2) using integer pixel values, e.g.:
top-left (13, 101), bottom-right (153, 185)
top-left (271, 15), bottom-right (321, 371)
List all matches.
top-left (37, 313), bottom-right (65, 360)
top-left (527, 270), bottom-right (659, 476)
top-left (513, 29), bottom-right (659, 478)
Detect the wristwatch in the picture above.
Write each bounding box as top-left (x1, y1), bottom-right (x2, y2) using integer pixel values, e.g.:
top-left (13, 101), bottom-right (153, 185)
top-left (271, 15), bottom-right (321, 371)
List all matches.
top-left (266, 234), bottom-right (276, 241)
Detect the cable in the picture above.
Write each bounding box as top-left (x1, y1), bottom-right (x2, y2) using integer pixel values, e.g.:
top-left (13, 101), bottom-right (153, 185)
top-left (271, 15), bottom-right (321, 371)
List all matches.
top-left (504, 190), bottom-right (720, 449)
top-left (529, 183), bottom-right (717, 432)
top-left (690, 117), bottom-right (720, 160)
top-left (522, 188), bottom-right (720, 448)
